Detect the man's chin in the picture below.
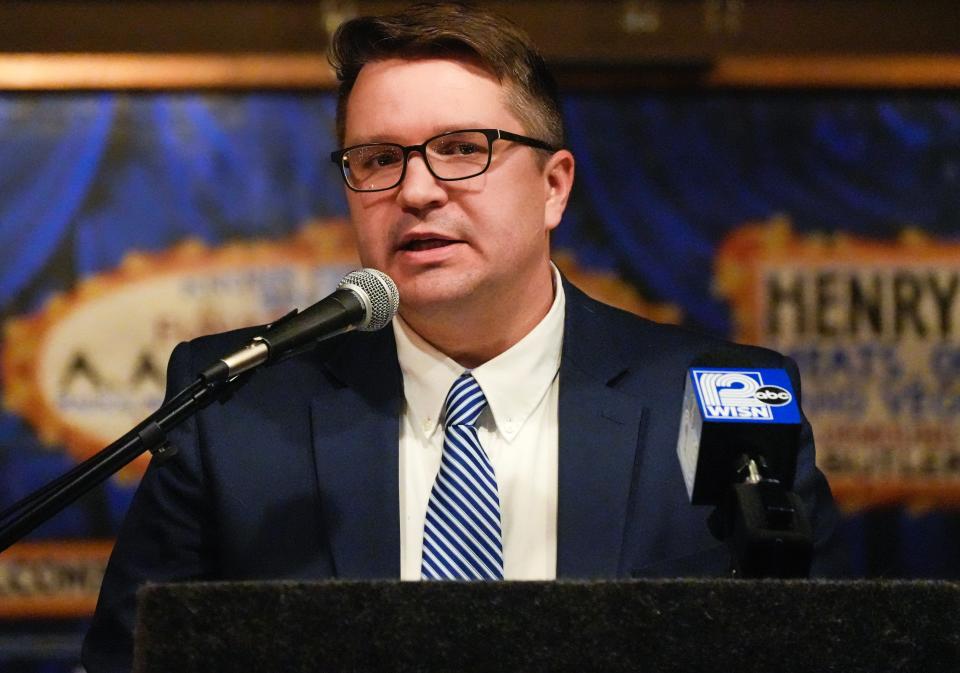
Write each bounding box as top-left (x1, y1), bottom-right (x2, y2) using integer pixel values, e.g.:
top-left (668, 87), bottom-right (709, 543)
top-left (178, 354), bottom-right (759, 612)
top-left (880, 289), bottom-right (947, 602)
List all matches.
top-left (394, 276), bottom-right (479, 317)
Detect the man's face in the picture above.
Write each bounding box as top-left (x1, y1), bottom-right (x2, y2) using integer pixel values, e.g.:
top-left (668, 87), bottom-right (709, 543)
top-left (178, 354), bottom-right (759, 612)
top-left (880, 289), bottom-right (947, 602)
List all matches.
top-left (341, 57), bottom-right (568, 320)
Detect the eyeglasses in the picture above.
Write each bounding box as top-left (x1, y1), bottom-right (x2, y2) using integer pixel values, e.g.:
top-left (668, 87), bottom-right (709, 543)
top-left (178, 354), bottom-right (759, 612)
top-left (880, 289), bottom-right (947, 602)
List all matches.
top-left (330, 128), bottom-right (558, 192)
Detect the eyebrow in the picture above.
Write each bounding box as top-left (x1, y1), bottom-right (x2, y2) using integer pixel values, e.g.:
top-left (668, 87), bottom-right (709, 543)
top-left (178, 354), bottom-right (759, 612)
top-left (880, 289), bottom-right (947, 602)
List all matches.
top-left (347, 123), bottom-right (491, 146)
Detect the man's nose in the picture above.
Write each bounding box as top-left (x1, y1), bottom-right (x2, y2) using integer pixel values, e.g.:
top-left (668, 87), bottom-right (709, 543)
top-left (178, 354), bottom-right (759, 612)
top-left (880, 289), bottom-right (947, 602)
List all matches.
top-left (396, 153), bottom-right (447, 210)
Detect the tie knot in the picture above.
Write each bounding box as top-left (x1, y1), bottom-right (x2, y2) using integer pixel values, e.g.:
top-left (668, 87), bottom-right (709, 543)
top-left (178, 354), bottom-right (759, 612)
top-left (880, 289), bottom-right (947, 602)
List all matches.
top-left (443, 373), bottom-right (487, 428)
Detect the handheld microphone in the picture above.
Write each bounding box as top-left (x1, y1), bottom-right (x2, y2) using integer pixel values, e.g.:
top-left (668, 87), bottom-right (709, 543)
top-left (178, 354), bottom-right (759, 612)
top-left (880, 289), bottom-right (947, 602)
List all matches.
top-left (203, 268), bottom-right (399, 384)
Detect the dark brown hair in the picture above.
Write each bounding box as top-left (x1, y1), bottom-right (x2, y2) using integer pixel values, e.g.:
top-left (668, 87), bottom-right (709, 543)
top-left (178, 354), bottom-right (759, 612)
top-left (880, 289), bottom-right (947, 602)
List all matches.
top-left (329, 2), bottom-right (565, 149)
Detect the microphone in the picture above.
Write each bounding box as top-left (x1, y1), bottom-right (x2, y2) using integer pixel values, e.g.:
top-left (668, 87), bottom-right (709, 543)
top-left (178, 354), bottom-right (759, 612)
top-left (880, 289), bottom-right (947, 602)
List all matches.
top-left (675, 352), bottom-right (813, 577)
top-left (675, 354), bottom-right (802, 505)
top-left (202, 268), bottom-right (399, 384)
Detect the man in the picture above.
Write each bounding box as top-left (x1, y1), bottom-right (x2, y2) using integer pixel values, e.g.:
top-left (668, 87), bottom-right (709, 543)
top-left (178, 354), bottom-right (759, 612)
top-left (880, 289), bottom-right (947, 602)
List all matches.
top-left (83, 3), bottom-right (845, 671)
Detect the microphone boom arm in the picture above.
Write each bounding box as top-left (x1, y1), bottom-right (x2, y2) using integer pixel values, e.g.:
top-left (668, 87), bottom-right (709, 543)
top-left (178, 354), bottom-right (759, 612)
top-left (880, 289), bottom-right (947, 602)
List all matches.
top-left (0, 367), bottom-right (254, 553)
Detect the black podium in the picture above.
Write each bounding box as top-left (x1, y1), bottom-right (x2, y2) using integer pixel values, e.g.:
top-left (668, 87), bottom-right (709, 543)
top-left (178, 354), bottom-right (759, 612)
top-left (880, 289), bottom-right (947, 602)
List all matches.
top-left (134, 579), bottom-right (960, 673)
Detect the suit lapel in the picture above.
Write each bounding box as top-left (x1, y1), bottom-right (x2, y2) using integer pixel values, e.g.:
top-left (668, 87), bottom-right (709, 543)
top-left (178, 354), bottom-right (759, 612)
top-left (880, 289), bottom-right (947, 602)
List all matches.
top-left (310, 328), bottom-right (402, 578)
top-left (557, 282), bottom-right (646, 578)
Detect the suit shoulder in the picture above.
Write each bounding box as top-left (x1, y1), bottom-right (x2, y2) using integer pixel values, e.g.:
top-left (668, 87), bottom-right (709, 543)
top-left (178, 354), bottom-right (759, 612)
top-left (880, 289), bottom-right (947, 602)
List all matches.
top-left (565, 282), bottom-right (789, 368)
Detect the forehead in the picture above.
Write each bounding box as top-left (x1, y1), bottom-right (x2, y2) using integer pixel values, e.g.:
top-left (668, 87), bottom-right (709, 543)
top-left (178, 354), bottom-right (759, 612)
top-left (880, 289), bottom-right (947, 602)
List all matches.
top-left (343, 57), bottom-right (520, 144)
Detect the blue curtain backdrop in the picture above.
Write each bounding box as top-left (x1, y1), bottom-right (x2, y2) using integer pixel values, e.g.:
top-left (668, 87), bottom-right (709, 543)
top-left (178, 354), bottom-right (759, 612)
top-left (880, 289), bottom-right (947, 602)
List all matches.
top-left (1, 91), bottom-right (959, 669)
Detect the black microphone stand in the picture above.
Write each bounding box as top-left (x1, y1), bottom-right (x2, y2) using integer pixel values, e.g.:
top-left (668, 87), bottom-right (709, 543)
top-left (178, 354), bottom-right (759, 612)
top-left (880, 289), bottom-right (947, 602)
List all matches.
top-left (708, 454), bottom-right (814, 578)
top-left (0, 369), bottom-right (253, 553)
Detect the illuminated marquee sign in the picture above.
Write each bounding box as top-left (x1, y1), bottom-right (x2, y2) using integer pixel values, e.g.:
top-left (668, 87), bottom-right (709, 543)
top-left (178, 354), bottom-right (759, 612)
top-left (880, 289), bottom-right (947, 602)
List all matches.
top-left (715, 217), bottom-right (960, 507)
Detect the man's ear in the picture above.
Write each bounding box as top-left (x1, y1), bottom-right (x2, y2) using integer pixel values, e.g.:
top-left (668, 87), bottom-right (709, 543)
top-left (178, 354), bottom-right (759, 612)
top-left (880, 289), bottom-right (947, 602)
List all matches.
top-left (543, 149), bottom-right (575, 232)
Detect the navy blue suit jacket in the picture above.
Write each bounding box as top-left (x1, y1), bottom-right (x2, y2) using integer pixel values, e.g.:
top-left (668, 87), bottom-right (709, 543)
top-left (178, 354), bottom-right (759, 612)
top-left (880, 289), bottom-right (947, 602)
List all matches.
top-left (83, 280), bottom-right (845, 673)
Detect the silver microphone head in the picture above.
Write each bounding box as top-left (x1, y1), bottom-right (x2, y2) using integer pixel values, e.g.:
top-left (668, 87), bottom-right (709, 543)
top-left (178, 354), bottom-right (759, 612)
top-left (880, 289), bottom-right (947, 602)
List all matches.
top-left (337, 268), bottom-right (400, 331)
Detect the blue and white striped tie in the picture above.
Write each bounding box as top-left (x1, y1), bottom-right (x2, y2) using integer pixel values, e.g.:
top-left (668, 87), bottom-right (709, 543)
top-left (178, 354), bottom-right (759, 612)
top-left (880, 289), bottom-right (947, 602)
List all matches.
top-left (421, 372), bottom-right (504, 580)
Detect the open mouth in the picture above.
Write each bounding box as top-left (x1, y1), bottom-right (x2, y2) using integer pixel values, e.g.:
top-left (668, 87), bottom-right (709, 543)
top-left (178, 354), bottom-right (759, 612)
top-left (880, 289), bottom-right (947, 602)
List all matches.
top-left (401, 238), bottom-right (458, 252)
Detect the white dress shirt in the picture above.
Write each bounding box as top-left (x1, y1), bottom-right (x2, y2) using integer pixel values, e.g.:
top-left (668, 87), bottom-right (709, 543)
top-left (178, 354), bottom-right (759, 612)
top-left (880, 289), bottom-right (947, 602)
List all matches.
top-left (395, 268), bottom-right (565, 580)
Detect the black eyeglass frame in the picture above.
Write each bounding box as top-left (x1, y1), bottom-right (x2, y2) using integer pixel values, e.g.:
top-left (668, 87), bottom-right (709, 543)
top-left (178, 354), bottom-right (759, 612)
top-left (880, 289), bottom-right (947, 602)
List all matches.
top-left (329, 128), bottom-right (559, 193)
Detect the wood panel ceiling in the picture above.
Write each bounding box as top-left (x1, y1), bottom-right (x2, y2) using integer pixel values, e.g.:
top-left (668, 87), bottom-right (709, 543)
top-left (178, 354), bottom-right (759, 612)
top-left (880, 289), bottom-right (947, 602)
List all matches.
top-left (1, 1), bottom-right (958, 89)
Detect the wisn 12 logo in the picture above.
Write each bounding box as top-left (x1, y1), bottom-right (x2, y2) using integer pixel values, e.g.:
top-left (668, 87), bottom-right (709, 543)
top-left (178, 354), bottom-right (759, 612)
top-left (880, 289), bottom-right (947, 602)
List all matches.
top-left (691, 368), bottom-right (801, 424)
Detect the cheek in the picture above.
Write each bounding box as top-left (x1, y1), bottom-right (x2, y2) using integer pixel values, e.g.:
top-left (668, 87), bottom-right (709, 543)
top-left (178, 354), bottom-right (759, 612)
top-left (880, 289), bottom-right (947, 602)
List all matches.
top-left (355, 229), bottom-right (387, 264)
top-left (347, 221), bottom-right (383, 268)
top-left (469, 169), bottom-right (547, 244)
top-left (501, 192), bottom-right (548, 245)
top-left (500, 165), bottom-right (548, 227)
top-left (346, 199), bottom-right (389, 261)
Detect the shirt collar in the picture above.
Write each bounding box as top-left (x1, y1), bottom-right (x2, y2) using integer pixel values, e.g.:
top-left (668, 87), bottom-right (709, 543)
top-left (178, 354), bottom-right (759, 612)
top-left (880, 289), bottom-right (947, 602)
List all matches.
top-left (393, 264), bottom-right (565, 443)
